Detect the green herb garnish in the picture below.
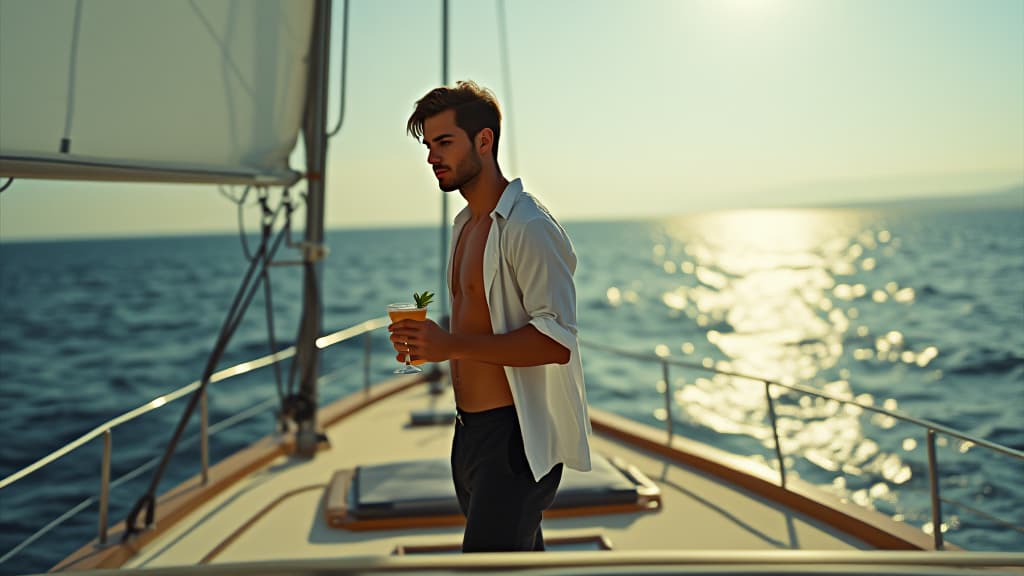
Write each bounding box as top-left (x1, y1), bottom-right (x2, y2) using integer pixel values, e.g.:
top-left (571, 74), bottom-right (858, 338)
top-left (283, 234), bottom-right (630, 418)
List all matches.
top-left (414, 291), bottom-right (435, 309)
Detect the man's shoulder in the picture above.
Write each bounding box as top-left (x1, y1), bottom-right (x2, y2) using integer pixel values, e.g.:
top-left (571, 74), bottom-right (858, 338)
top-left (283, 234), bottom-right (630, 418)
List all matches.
top-left (501, 190), bottom-right (574, 258)
top-left (506, 189), bottom-right (557, 228)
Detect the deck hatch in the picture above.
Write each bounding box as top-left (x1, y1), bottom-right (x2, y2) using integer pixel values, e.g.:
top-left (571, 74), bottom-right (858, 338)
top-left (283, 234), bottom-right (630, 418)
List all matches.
top-left (324, 454), bottom-right (661, 530)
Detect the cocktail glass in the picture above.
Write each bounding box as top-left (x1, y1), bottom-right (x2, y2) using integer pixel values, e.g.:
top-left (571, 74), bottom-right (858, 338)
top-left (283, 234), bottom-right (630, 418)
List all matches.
top-left (387, 303), bottom-right (427, 374)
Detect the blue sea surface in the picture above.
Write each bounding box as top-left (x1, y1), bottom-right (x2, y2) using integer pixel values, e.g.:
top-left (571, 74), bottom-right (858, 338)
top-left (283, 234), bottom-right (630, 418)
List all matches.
top-left (1, 201), bottom-right (1022, 573)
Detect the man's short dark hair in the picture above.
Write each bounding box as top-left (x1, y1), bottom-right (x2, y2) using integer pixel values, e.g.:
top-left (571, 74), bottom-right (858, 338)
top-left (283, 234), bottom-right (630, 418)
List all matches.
top-left (407, 80), bottom-right (502, 160)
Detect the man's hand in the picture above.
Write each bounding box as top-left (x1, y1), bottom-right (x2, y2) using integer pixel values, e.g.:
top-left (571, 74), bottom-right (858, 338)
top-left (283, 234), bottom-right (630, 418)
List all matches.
top-left (388, 318), bottom-right (458, 363)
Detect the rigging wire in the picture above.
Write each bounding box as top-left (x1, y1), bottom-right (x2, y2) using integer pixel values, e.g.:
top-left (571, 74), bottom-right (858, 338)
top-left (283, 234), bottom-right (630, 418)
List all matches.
top-left (217, 182), bottom-right (305, 413)
top-left (327, 0), bottom-right (350, 138)
top-left (122, 189), bottom-right (293, 541)
top-left (238, 188), bottom-right (255, 261)
top-left (218, 185), bottom-right (305, 263)
top-left (221, 185), bottom-right (256, 260)
top-left (254, 187), bottom-right (271, 262)
top-left (257, 189), bottom-right (288, 406)
top-left (217, 184), bottom-right (256, 205)
top-left (235, 185), bottom-right (300, 410)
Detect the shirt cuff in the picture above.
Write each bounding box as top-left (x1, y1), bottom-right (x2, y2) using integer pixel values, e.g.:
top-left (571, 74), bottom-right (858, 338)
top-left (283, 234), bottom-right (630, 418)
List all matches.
top-left (528, 316), bottom-right (577, 359)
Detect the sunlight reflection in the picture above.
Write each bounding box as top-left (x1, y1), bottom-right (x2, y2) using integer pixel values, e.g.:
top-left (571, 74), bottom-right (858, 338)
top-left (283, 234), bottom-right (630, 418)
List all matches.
top-left (657, 208), bottom-right (932, 509)
top-left (916, 346), bottom-right (939, 367)
top-left (662, 290), bottom-right (686, 310)
top-left (606, 286), bottom-right (622, 307)
top-left (893, 287), bottom-right (915, 303)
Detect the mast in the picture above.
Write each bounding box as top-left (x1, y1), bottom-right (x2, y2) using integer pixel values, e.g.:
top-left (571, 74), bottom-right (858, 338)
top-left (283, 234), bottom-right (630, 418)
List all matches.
top-left (295, 0), bottom-right (333, 457)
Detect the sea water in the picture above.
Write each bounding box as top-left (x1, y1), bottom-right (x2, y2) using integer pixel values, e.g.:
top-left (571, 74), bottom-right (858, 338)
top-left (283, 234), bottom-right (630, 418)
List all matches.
top-left (1, 200), bottom-right (1022, 572)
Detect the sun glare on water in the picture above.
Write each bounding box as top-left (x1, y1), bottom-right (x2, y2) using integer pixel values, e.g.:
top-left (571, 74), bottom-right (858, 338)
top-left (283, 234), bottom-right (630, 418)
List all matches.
top-left (652, 208), bottom-right (918, 501)
top-left (662, 209), bottom-right (864, 382)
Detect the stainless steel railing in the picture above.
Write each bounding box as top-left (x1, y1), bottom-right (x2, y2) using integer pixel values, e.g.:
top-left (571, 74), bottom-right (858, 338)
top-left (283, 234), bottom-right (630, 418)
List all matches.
top-left (0, 316), bottom-right (389, 565)
top-left (581, 339), bottom-right (1024, 551)
top-left (3, 320), bottom-right (1020, 564)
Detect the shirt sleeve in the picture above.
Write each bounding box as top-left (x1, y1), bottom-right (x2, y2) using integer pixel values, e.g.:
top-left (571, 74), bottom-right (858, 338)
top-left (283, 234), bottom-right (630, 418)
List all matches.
top-left (511, 216), bottom-right (579, 353)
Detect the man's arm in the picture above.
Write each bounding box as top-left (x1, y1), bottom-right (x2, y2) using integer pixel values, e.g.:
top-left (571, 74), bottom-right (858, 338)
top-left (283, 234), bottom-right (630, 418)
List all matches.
top-left (453, 323), bottom-right (570, 365)
top-left (389, 319), bottom-right (569, 366)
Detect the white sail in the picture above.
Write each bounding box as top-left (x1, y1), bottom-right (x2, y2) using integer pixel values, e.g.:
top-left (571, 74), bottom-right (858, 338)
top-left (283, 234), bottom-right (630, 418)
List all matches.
top-left (0, 0), bottom-right (315, 185)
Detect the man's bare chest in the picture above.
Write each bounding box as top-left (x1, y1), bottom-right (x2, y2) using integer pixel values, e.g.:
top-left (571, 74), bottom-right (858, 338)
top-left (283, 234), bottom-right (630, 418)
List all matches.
top-left (451, 219), bottom-right (493, 299)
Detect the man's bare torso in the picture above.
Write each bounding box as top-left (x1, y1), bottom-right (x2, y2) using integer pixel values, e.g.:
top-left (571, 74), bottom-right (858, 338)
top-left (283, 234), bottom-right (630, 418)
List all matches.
top-left (450, 216), bottom-right (514, 412)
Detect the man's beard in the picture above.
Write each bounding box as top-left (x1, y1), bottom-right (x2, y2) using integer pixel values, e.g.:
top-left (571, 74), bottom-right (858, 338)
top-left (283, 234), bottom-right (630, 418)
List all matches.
top-left (440, 151), bottom-right (483, 192)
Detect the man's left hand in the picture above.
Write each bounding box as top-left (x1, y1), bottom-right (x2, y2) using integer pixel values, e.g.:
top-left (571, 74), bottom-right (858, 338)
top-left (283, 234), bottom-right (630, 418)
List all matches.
top-left (388, 318), bottom-right (458, 363)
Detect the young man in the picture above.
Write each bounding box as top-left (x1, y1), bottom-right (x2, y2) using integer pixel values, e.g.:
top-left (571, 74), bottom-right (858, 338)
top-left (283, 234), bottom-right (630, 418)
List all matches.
top-left (389, 80), bottom-right (591, 552)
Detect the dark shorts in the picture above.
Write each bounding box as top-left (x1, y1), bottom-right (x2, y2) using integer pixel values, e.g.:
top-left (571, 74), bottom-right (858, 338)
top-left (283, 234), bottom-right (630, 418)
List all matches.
top-left (451, 404), bottom-right (563, 552)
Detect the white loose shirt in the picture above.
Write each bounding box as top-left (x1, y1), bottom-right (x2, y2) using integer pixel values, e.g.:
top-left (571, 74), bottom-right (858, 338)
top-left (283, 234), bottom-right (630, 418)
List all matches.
top-left (448, 178), bottom-right (592, 481)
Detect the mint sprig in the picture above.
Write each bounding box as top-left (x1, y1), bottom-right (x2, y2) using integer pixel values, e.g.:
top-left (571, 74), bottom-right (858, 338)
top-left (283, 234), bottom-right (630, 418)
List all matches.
top-left (414, 291), bottom-right (435, 309)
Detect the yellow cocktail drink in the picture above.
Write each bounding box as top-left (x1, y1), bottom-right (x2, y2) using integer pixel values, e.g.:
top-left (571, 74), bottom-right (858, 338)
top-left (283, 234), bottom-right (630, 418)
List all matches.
top-left (387, 303), bottom-right (427, 370)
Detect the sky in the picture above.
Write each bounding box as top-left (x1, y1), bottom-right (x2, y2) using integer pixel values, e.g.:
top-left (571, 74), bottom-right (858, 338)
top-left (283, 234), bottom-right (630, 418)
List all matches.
top-left (1, 0), bottom-right (1022, 240)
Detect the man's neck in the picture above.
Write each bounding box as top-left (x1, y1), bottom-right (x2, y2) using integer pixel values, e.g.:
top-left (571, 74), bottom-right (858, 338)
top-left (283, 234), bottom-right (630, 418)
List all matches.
top-left (460, 169), bottom-right (509, 221)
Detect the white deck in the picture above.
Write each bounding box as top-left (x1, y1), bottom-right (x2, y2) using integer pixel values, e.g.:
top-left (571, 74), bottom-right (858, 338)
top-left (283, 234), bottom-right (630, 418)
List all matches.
top-left (125, 382), bottom-right (867, 568)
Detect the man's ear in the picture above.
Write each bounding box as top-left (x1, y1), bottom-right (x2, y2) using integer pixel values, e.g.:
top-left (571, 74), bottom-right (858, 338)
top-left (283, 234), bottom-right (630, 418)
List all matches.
top-left (476, 128), bottom-right (494, 155)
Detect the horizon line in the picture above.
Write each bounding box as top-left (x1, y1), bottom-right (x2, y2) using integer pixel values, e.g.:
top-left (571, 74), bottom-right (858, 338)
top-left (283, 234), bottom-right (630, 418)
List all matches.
top-left (2, 184), bottom-right (1020, 245)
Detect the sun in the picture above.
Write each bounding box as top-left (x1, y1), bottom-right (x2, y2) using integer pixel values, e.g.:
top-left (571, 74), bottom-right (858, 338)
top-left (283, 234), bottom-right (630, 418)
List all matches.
top-left (720, 0), bottom-right (780, 16)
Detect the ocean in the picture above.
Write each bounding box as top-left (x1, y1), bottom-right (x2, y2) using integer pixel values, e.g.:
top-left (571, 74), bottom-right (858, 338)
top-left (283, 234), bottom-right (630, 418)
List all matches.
top-left (1, 200), bottom-right (1022, 573)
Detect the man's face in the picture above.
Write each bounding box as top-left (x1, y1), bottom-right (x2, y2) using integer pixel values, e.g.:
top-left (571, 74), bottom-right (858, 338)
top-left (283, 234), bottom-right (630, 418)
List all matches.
top-left (422, 109), bottom-right (482, 192)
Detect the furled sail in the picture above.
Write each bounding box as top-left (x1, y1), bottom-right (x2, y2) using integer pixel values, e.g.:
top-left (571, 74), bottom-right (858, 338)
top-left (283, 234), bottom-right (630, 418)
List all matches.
top-left (0, 0), bottom-right (315, 185)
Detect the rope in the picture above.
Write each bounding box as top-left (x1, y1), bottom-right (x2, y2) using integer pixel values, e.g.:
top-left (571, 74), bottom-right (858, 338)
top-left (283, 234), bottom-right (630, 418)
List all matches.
top-left (0, 177), bottom-right (13, 194)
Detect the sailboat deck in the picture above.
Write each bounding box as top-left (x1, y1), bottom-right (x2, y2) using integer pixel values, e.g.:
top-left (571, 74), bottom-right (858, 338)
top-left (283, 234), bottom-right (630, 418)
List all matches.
top-left (123, 379), bottom-right (868, 568)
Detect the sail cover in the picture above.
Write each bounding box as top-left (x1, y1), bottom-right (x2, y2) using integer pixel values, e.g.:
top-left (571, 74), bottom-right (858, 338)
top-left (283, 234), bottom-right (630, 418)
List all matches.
top-left (0, 0), bottom-right (316, 185)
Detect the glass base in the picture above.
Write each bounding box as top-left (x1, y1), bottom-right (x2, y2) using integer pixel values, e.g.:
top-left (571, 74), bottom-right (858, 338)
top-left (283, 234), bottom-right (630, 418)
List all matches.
top-left (394, 364), bottom-right (423, 374)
